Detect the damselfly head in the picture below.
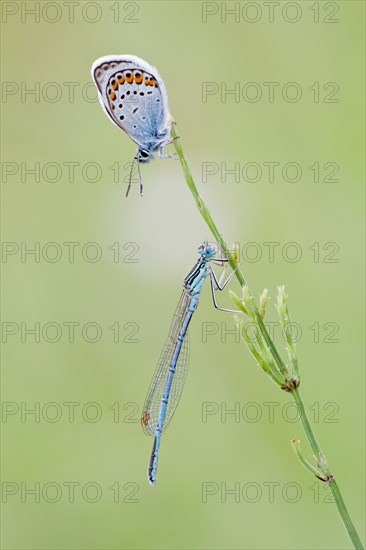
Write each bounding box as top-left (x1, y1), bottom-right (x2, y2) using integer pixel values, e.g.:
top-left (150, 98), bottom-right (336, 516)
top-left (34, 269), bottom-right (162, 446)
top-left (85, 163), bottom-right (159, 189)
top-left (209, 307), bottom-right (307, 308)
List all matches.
top-left (198, 243), bottom-right (216, 259)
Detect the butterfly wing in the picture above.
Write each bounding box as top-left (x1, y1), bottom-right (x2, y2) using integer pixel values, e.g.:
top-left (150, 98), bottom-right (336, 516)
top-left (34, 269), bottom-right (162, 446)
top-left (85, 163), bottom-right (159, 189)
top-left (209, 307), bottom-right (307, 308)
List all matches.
top-left (91, 55), bottom-right (171, 148)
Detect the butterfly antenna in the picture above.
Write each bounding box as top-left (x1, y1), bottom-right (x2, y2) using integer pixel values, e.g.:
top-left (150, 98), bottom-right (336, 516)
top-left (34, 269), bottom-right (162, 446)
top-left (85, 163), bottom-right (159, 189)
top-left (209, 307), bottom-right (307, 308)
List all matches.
top-left (137, 157), bottom-right (143, 196)
top-left (126, 156), bottom-right (136, 198)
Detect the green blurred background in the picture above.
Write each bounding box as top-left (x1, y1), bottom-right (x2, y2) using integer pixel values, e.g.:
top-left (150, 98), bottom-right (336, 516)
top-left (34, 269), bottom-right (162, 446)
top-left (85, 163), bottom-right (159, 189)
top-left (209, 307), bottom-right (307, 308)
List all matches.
top-left (2, 1), bottom-right (365, 548)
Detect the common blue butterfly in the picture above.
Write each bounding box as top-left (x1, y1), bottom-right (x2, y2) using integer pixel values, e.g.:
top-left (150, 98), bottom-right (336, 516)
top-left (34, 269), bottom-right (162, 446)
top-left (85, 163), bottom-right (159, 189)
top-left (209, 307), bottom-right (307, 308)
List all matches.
top-left (91, 55), bottom-right (173, 196)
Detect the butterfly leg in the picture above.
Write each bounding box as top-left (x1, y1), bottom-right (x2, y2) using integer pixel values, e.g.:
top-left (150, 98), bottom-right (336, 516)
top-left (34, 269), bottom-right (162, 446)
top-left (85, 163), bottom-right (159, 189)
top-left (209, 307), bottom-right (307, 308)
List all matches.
top-left (164, 133), bottom-right (181, 143)
top-left (162, 138), bottom-right (180, 146)
top-left (158, 145), bottom-right (179, 160)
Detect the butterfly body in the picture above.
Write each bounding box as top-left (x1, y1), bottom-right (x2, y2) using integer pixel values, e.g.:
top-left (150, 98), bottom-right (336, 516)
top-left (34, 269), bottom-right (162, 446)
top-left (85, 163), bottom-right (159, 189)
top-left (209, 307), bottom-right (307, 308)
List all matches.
top-left (92, 55), bottom-right (172, 170)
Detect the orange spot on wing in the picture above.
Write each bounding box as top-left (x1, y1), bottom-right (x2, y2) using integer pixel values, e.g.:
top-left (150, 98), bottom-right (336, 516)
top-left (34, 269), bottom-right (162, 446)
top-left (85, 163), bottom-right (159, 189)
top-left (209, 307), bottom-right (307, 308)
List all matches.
top-left (125, 72), bottom-right (134, 84)
top-left (118, 76), bottom-right (125, 84)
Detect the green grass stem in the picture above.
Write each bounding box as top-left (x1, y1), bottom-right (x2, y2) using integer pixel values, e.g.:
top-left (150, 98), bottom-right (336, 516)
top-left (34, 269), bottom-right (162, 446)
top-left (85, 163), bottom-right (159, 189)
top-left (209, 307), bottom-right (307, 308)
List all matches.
top-left (171, 124), bottom-right (363, 549)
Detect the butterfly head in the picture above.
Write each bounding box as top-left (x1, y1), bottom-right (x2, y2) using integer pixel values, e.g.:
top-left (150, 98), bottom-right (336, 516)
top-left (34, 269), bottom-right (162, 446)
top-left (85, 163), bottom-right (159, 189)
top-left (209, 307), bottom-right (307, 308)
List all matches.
top-left (137, 147), bottom-right (153, 164)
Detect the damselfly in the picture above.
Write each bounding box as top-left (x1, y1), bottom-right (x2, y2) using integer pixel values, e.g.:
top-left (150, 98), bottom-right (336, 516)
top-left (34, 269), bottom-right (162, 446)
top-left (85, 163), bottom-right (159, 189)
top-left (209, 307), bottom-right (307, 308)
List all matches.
top-left (141, 244), bottom-right (238, 485)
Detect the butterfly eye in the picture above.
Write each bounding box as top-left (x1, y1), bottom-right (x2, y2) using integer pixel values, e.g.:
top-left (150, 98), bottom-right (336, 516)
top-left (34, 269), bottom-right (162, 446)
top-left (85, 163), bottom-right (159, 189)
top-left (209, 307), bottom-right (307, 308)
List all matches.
top-left (140, 150), bottom-right (150, 159)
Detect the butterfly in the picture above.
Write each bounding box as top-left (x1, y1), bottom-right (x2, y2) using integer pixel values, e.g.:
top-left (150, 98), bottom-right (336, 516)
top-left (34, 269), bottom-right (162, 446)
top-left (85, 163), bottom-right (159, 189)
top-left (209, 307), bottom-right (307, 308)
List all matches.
top-left (91, 54), bottom-right (173, 196)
